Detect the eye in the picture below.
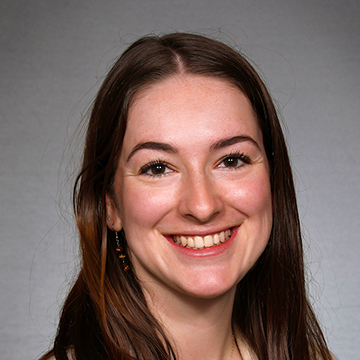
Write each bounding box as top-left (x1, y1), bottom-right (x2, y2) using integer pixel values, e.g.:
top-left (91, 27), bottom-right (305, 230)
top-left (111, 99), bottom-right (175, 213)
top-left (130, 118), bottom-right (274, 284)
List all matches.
top-left (223, 157), bottom-right (240, 167)
top-left (140, 160), bottom-right (172, 177)
top-left (218, 152), bottom-right (251, 169)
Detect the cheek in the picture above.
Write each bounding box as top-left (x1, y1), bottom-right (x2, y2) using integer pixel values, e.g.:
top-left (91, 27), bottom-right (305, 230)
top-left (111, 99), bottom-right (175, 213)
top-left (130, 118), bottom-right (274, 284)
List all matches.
top-left (246, 177), bottom-right (272, 216)
top-left (119, 180), bottom-right (175, 229)
top-left (226, 173), bottom-right (272, 217)
top-left (229, 174), bottom-right (272, 269)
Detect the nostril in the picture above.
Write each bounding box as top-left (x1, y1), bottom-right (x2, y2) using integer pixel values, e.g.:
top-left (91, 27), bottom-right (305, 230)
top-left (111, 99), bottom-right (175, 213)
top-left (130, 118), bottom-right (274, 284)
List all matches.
top-left (179, 182), bottom-right (223, 223)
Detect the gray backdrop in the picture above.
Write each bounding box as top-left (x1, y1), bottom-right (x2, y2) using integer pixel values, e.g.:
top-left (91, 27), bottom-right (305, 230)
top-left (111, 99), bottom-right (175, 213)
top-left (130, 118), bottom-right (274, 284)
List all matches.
top-left (1, 1), bottom-right (359, 359)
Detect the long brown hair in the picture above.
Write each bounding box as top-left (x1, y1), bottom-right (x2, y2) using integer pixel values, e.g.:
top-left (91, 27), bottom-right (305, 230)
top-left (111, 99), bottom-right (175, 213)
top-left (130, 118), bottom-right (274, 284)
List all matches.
top-left (40, 33), bottom-right (332, 360)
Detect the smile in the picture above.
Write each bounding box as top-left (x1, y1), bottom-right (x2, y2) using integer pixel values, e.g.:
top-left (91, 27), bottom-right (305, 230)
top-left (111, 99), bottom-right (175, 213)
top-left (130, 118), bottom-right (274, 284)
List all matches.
top-left (173, 229), bottom-right (232, 250)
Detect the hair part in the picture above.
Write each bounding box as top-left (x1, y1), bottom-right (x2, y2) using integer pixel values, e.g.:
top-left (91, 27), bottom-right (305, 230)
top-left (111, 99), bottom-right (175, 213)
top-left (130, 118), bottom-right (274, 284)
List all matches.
top-left (40, 32), bottom-right (332, 360)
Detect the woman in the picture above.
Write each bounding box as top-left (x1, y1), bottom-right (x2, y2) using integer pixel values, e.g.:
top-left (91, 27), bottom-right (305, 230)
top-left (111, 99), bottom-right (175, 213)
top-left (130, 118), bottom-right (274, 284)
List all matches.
top-left (40, 33), bottom-right (335, 360)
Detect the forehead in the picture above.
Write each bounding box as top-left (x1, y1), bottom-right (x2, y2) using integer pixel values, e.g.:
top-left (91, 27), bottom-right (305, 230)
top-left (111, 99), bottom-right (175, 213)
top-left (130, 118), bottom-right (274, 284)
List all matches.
top-left (123, 75), bottom-right (262, 150)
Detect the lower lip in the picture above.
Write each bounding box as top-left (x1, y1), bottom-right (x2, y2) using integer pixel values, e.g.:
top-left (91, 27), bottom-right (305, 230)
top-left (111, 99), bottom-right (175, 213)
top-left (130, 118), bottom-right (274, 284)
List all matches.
top-left (166, 227), bottom-right (239, 258)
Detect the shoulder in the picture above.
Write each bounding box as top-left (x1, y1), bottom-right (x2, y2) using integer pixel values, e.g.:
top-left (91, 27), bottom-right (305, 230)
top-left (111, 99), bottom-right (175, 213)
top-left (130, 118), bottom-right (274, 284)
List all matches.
top-left (45, 349), bottom-right (76, 360)
top-left (316, 351), bottom-right (339, 360)
top-left (234, 331), bottom-right (338, 360)
top-left (47, 356), bottom-right (75, 360)
top-left (233, 331), bottom-right (257, 360)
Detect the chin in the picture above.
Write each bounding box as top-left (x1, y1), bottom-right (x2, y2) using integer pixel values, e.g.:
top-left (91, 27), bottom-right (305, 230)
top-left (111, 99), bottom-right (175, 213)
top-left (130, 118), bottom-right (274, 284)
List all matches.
top-left (174, 274), bottom-right (240, 300)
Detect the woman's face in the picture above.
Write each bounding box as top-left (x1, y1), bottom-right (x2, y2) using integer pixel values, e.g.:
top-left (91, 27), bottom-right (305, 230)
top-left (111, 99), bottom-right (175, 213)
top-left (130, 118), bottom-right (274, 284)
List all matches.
top-left (107, 75), bottom-right (272, 299)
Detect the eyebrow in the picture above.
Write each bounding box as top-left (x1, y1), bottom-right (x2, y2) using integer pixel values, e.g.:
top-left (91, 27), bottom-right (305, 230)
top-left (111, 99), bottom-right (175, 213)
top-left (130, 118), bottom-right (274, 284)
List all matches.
top-left (126, 141), bottom-right (178, 162)
top-left (211, 135), bottom-right (261, 151)
top-left (126, 135), bottom-right (260, 162)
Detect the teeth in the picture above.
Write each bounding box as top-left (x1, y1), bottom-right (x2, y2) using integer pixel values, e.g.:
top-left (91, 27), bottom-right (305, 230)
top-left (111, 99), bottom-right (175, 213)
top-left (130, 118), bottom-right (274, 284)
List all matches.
top-left (194, 236), bottom-right (204, 248)
top-left (188, 237), bottom-right (194, 248)
top-left (173, 229), bottom-right (232, 250)
top-left (204, 235), bottom-right (213, 247)
top-left (220, 231), bottom-right (225, 243)
top-left (180, 236), bottom-right (187, 246)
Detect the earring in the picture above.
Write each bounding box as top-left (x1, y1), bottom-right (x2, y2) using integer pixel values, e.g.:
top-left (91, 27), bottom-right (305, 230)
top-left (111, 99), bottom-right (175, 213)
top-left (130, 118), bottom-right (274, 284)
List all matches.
top-left (106, 217), bottom-right (110, 222)
top-left (115, 231), bottom-right (130, 272)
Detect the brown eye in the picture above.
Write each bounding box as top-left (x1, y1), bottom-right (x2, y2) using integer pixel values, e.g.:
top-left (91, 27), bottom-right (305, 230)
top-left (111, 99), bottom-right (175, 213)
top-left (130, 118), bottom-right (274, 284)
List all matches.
top-left (218, 153), bottom-right (250, 169)
top-left (140, 161), bottom-right (172, 177)
top-left (151, 164), bottom-right (166, 174)
top-left (223, 157), bottom-right (239, 167)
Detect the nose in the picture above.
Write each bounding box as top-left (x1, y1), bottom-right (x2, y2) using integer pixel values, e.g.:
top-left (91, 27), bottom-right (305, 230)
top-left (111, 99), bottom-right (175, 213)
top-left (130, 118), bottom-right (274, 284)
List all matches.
top-left (179, 171), bottom-right (223, 223)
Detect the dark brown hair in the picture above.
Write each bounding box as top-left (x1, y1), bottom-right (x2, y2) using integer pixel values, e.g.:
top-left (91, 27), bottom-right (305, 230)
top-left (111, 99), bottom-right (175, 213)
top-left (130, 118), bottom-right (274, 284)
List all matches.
top-left (40, 33), bottom-right (332, 360)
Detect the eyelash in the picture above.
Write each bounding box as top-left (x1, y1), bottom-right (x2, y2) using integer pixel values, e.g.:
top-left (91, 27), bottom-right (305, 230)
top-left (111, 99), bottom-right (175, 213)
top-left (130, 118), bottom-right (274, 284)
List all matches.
top-left (217, 151), bottom-right (251, 169)
top-left (140, 159), bottom-right (172, 177)
top-left (140, 151), bottom-right (251, 177)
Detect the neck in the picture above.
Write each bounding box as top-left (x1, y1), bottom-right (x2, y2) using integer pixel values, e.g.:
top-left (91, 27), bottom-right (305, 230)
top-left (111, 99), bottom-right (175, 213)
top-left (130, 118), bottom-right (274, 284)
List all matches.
top-left (144, 284), bottom-right (238, 360)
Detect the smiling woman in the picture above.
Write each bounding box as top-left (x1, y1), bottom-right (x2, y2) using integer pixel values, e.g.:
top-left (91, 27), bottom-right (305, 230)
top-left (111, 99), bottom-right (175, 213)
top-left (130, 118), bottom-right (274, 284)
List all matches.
top-left (106, 76), bottom-right (273, 301)
top-left (39, 33), bottom-right (335, 360)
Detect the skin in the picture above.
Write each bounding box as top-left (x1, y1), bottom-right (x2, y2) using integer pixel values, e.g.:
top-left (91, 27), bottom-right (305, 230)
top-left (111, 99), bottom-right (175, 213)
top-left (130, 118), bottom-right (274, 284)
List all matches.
top-left (106, 75), bottom-right (273, 359)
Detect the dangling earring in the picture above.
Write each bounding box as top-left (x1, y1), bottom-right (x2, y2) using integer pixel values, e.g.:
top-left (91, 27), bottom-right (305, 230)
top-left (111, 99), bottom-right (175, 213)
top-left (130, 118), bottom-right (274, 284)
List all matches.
top-left (115, 231), bottom-right (130, 272)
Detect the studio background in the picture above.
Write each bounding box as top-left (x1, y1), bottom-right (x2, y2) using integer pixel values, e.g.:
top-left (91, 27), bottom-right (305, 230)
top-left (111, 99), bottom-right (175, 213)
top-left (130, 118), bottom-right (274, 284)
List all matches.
top-left (1, 1), bottom-right (359, 359)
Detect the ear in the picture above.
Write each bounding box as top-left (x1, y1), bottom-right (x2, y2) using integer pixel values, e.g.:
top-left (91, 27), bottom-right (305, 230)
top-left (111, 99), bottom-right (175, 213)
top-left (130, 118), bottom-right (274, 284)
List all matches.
top-left (105, 193), bottom-right (123, 232)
